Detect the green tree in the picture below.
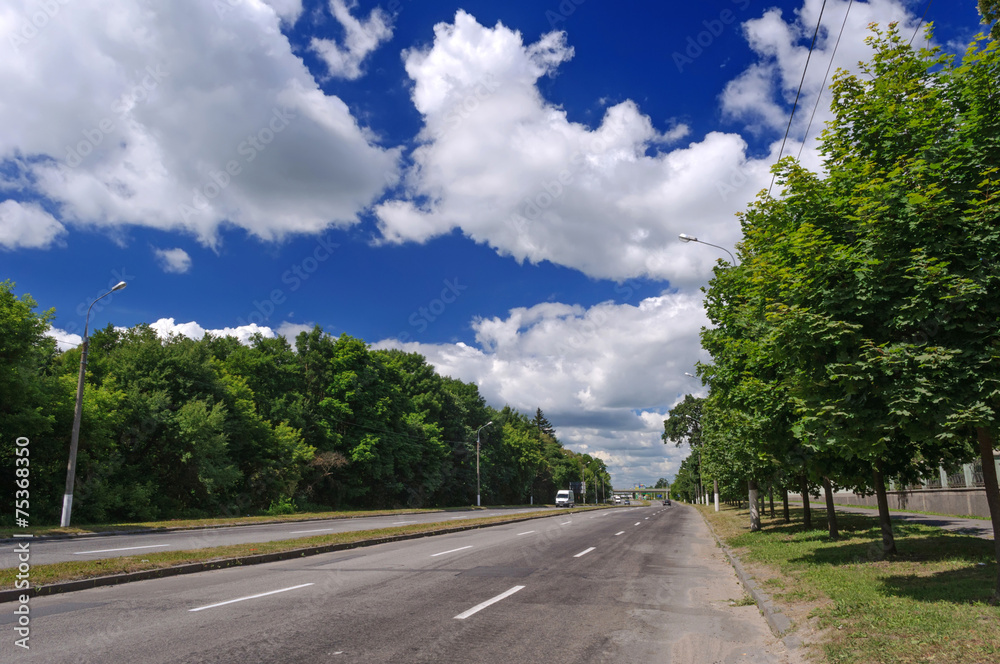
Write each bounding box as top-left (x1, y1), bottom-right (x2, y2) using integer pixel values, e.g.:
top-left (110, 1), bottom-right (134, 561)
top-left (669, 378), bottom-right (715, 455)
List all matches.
top-left (532, 408), bottom-right (555, 436)
top-left (981, 0), bottom-right (1000, 39)
top-left (0, 282), bottom-right (59, 441)
top-left (719, 26), bottom-right (1000, 579)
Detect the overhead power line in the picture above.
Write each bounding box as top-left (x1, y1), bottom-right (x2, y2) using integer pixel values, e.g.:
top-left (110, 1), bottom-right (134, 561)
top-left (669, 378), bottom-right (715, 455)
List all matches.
top-left (908, 0), bottom-right (933, 46)
top-left (797, 0), bottom-right (855, 162)
top-left (768, 0), bottom-right (829, 198)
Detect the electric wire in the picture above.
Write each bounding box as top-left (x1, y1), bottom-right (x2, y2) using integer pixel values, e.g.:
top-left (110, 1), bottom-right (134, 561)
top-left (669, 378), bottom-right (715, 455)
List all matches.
top-left (908, 0), bottom-right (933, 47)
top-left (767, 0), bottom-right (829, 198)
top-left (797, 0), bottom-right (854, 162)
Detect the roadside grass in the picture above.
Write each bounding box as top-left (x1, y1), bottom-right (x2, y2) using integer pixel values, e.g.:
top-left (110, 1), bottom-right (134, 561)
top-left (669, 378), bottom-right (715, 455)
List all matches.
top-left (1, 506), bottom-right (605, 591)
top-left (701, 504), bottom-right (1000, 664)
top-left (0, 504), bottom-right (541, 540)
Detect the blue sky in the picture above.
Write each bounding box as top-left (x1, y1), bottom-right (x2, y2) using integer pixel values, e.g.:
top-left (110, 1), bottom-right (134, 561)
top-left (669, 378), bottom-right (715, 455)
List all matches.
top-left (0, 0), bottom-right (988, 487)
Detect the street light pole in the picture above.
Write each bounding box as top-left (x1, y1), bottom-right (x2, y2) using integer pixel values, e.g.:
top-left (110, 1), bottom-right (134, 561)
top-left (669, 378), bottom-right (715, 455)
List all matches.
top-left (680, 239), bottom-right (735, 513)
top-left (61, 281), bottom-right (127, 528)
top-left (678, 233), bottom-right (737, 265)
top-left (476, 421), bottom-right (492, 507)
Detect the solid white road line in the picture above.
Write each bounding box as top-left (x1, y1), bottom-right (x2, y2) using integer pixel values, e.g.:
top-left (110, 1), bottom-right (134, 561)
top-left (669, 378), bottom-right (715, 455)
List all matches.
top-left (614, 531), bottom-right (625, 536)
top-left (573, 547), bottom-right (595, 558)
top-left (454, 586), bottom-right (525, 620)
top-left (189, 583), bottom-right (315, 612)
top-left (73, 544), bottom-right (169, 555)
top-left (430, 545), bottom-right (473, 557)
top-left (516, 531), bottom-right (536, 536)
top-left (288, 528), bottom-right (334, 534)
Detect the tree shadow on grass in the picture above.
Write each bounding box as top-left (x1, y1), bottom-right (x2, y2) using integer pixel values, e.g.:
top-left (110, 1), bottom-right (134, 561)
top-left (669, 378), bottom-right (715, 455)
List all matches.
top-left (752, 507), bottom-right (923, 541)
top-left (790, 532), bottom-right (996, 568)
top-left (879, 564), bottom-right (1000, 604)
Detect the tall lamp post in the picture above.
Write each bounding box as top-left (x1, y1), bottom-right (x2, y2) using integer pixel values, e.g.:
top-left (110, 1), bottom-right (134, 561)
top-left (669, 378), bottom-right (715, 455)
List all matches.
top-left (678, 233), bottom-right (737, 265)
top-left (475, 421), bottom-right (493, 507)
top-left (681, 233), bottom-right (737, 512)
top-left (61, 281), bottom-right (127, 527)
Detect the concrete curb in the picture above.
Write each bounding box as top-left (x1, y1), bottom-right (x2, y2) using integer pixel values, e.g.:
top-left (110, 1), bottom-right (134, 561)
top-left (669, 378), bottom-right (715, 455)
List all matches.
top-left (0, 508), bottom-right (591, 604)
top-left (694, 506), bottom-right (798, 647)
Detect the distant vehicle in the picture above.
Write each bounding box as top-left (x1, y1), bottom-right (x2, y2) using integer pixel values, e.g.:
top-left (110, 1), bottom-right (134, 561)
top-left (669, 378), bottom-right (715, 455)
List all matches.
top-left (613, 495), bottom-right (622, 504)
top-left (623, 498), bottom-right (630, 505)
top-left (663, 499), bottom-right (671, 505)
top-left (555, 490), bottom-right (575, 507)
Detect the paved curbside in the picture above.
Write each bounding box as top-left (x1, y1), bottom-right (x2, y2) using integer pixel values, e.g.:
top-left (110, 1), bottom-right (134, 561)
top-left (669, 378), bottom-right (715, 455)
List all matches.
top-left (694, 506), bottom-right (796, 644)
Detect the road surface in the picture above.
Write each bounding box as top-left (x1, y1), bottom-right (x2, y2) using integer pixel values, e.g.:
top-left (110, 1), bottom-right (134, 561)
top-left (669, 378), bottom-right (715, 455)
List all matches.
top-left (2, 504), bottom-right (801, 663)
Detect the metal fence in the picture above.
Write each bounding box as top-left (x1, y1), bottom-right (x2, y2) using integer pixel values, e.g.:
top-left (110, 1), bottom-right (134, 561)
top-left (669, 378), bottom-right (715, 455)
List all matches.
top-left (911, 456), bottom-right (999, 489)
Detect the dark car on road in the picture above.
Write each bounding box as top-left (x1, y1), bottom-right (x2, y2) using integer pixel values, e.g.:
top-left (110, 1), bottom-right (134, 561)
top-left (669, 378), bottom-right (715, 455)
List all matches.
top-left (663, 499), bottom-right (671, 505)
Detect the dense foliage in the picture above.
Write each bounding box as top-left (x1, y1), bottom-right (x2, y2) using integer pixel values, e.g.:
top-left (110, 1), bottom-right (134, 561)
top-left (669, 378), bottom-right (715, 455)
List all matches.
top-left (0, 281), bottom-right (610, 524)
top-left (671, 25), bottom-right (1000, 597)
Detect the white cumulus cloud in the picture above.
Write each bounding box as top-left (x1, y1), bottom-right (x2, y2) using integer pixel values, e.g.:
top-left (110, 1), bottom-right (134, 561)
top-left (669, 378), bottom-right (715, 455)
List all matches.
top-left (374, 10), bottom-right (768, 287)
top-left (0, 200), bottom-right (66, 249)
top-left (45, 326), bottom-right (83, 352)
top-left (375, 290), bottom-right (711, 486)
top-left (149, 317), bottom-right (277, 346)
top-left (310, 0), bottom-right (394, 80)
top-left (153, 247), bottom-right (192, 274)
top-left (0, 0), bottom-right (400, 247)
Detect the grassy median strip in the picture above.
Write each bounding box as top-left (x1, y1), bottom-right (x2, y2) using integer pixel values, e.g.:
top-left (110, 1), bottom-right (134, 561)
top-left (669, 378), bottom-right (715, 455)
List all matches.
top-left (0, 506), bottom-right (486, 540)
top-left (2, 507), bottom-right (603, 591)
top-left (701, 504), bottom-right (1000, 664)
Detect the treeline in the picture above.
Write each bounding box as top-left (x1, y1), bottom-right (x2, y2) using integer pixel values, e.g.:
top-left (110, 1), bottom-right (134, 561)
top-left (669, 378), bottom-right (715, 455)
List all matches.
top-left (665, 28), bottom-right (1000, 598)
top-left (1, 282), bottom-right (610, 524)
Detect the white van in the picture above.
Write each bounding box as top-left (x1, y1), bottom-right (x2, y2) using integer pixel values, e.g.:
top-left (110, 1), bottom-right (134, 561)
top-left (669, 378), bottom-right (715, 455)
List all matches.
top-left (555, 490), bottom-right (575, 507)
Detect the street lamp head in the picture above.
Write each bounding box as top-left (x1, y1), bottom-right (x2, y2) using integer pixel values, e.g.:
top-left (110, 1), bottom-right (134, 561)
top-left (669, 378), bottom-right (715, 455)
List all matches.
top-left (486, 420), bottom-right (492, 426)
top-left (684, 372), bottom-right (696, 377)
top-left (678, 233), bottom-right (697, 243)
top-left (111, 281), bottom-right (127, 291)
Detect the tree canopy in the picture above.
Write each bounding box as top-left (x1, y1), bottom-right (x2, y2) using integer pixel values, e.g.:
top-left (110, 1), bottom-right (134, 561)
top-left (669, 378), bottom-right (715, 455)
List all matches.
top-left (695, 24), bottom-right (1000, 596)
top-left (1, 285), bottom-right (610, 523)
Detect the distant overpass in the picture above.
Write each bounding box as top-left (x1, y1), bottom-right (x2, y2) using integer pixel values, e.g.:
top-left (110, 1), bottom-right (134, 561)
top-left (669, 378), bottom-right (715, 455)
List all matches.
top-left (612, 488), bottom-right (669, 500)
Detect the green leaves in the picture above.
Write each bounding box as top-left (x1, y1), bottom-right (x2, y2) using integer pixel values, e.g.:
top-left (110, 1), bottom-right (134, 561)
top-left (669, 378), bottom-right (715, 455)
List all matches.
top-left (700, 26), bottom-right (1000, 513)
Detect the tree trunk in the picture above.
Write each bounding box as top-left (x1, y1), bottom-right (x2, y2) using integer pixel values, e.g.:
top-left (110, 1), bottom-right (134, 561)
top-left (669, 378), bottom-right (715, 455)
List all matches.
top-left (822, 476), bottom-right (839, 539)
top-left (873, 462), bottom-right (897, 556)
top-left (769, 485), bottom-right (775, 519)
top-left (782, 487), bottom-right (790, 523)
top-left (976, 427), bottom-right (1000, 602)
top-left (714, 479), bottom-right (719, 512)
top-left (800, 474), bottom-right (812, 530)
top-left (748, 480), bottom-right (761, 532)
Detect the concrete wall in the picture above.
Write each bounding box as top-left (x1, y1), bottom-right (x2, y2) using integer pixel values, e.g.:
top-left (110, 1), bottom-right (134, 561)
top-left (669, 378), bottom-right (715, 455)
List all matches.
top-left (791, 488), bottom-right (993, 518)
top-left (789, 454), bottom-right (999, 518)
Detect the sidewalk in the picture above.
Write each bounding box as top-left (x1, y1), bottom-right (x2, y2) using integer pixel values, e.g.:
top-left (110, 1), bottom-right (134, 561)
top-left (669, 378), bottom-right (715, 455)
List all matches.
top-left (792, 502), bottom-right (994, 540)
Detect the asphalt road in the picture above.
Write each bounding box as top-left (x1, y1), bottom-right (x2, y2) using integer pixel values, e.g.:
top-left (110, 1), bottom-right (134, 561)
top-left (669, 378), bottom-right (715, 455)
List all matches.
top-left (1, 504), bottom-right (798, 663)
top-left (0, 507), bottom-right (546, 568)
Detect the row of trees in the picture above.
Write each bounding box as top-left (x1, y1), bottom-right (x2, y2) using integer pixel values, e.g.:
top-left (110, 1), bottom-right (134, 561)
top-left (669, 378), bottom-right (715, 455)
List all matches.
top-left (1, 281), bottom-right (610, 524)
top-left (665, 25), bottom-right (1000, 600)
